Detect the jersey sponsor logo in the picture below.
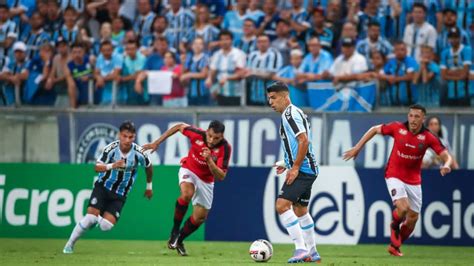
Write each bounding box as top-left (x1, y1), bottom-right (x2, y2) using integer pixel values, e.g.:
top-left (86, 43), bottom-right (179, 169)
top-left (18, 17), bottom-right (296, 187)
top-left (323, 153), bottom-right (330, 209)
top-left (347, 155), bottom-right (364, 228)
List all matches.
top-left (76, 123), bottom-right (119, 163)
top-left (399, 129), bottom-right (408, 135)
top-left (396, 150), bottom-right (422, 160)
top-left (405, 143), bottom-right (416, 149)
top-left (417, 134), bottom-right (426, 141)
top-left (195, 140), bottom-right (204, 146)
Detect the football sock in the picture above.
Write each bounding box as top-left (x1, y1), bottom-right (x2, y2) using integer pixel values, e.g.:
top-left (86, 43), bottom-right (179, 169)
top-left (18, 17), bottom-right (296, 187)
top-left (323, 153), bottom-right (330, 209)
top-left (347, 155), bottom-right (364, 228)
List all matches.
top-left (280, 209), bottom-right (306, 251)
top-left (98, 217), bottom-right (114, 231)
top-left (298, 213), bottom-right (317, 252)
top-left (173, 197), bottom-right (190, 234)
top-left (400, 222), bottom-right (414, 243)
top-left (177, 216), bottom-right (201, 243)
top-left (67, 214), bottom-right (98, 246)
top-left (392, 209), bottom-right (403, 227)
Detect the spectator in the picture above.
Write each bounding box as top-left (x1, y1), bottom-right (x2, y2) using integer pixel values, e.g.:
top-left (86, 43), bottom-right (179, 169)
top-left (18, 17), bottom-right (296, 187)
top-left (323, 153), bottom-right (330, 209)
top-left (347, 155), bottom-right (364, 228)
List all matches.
top-left (119, 40), bottom-right (146, 105)
top-left (161, 51), bottom-right (187, 107)
top-left (355, 0), bottom-right (384, 40)
top-left (181, 5), bottom-right (220, 53)
top-left (443, 0), bottom-right (474, 30)
top-left (87, 0), bottom-right (132, 31)
top-left (181, 37), bottom-right (210, 106)
top-left (36, 1), bottom-right (48, 19)
top-left (413, 45), bottom-right (440, 107)
top-left (247, 0), bottom-right (265, 24)
top-left (44, 0), bottom-right (63, 35)
top-left (271, 19), bottom-right (294, 66)
top-left (53, 7), bottom-right (80, 46)
top-left (0, 42), bottom-right (28, 106)
top-left (222, 0), bottom-right (249, 45)
top-left (165, 0), bottom-right (195, 52)
top-left (279, 0), bottom-right (310, 38)
top-left (58, 0), bottom-right (85, 13)
top-left (66, 43), bottom-right (92, 108)
top-left (234, 18), bottom-right (257, 54)
top-left (245, 34), bottom-right (283, 105)
top-left (273, 49), bottom-right (308, 106)
top-left (7, 0), bottom-right (36, 36)
top-left (26, 43), bottom-right (54, 105)
top-left (45, 37), bottom-right (74, 108)
top-left (437, 8), bottom-right (470, 56)
top-left (440, 27), bottom-right (472, 106)
top-left (403, 3), bottom-right (437, 62)
top-left (115, 30), bottom-right (138, 55)
top-left (298, 37), bottom-right (333, 84)
top-left (21, 12), bottom-right (50, 59)
top-left (92, 22), bottom-right (113, 56)
top-left (257, 0), bottom-right (280, 41)
top-left (358, 50), bottom-right (388, 105)
top-left (111, 17), bottom-right (126, 49)
top-left (356, 22), bottom-right (393, 65)
top-left (94, 40), bottom-right (123, 105)
top-left (198, 0), bottom-right (226, 27)
top-left (0, 4), bottom-right (18, 60)
top-left (133, 0), bottom-right (156, 40)
top-left (206, 30), bottom-right (246, 106)
top-left (403, 0), bottom-right (443, 32)
top-left (141, 15), bottom-right (170, 54)
top-left (380, 41), bottom-right (419, 106)
top-left (378, 0), bottom-right (402, 40)
top-left (329, 37), bottom-right (368, 86)
top-left (306, 7), bottom-right (333, 51)
top-left (422, 116), bottom-right (459, 169)
top-left (335, 22), bottom-right (358, 55)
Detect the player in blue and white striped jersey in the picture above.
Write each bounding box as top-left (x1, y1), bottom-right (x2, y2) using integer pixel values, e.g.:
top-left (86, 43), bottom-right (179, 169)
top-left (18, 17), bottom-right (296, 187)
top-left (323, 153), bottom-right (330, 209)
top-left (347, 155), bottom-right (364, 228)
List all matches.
top-left (266, 81), bottom-right (320, 263)
top-left (63, 121), bottom-right (153, 254)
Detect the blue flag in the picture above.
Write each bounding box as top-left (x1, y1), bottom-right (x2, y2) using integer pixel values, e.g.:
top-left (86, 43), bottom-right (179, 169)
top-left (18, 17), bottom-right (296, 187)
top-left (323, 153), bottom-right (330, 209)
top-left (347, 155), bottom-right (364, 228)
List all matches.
top-left (307, 81), bottom-right (376, 112)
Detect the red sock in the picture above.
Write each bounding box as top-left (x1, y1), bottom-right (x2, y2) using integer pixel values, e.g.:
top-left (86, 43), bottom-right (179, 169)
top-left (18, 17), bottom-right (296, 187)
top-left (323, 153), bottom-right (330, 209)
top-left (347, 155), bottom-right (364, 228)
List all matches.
top-left (400, 223), bottom-right (414, 243)
top-left (392, 210), bottom-right (402, 226)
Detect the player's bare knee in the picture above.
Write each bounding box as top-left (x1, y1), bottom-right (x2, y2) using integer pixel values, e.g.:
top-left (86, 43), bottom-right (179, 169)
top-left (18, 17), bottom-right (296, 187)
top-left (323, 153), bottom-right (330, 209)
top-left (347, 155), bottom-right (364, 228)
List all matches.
top-left (99, 218), bottom-right (114, 231)
top-left (181, 193), bottom-right (193, 203)
top-left (293, 205), bottom-right (308, 217)
top-left (395, 199), bottom-right (410, 214)
top-left (276, 199), bottom-right (291, 214)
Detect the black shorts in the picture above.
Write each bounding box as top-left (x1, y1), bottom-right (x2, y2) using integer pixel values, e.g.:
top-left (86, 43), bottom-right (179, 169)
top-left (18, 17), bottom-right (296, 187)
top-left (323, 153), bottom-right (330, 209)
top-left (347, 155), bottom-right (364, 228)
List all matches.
top-left (88, 182), bottom-right (126, 220)
top-left (278, 171), bottom-right (317, 206)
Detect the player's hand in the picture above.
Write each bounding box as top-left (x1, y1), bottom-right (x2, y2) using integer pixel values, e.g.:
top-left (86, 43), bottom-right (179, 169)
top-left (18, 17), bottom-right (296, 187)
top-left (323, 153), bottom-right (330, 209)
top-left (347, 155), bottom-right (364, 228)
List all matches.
top-left (285, 168), bottom-right (299, 185)
top-left (343, 147), bottom-right (360, 161)
top-left (440, 165), bottom-right (451, 176)
top-left (113, 159), bottom-right (126, 169)
top-left (273, 160), bottom-right (286, 174)
top-left (144, 189), bottom-right (153, 199)
top-left (142, 143), bottom-right (159, 153)
top-left (201, 147), bottom-right (211, 160)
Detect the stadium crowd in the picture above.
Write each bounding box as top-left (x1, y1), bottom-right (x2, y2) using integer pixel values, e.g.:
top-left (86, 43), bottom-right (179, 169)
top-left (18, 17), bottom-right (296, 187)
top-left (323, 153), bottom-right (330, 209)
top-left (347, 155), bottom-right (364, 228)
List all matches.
top-left (0, 0), bottom-right (473, 108)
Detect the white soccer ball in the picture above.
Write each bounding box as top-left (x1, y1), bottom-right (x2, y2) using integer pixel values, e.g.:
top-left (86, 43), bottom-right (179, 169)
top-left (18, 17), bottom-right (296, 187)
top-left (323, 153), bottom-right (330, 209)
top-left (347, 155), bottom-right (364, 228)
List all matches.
top-left (249, 239), bottom-right (273, 262)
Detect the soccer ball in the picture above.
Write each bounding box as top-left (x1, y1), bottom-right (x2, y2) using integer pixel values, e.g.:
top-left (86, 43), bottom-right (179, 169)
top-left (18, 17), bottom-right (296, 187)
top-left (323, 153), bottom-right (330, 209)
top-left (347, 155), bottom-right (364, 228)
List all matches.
top-left (249, 239), bottom-right (273, 262)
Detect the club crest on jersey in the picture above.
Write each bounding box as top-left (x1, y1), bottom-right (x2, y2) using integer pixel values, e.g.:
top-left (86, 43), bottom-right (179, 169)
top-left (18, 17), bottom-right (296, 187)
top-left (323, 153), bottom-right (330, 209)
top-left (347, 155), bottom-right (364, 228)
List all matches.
top-left (91, 197), bottom-right (98, 205)
top-left (195, 140), bottom-right (204, 146)
top-left (391, 189), bottom-right (396, 196)
top-left (213, 148), bottom-right (219, 153)
top-left (76, 123), bottom-right (119, 163)
top-left (399, 129), bottom-right (408, 135)
top-left (182, 174), bottom-right (190, 179)
top-left (417, 134), bottom-right (426, 141)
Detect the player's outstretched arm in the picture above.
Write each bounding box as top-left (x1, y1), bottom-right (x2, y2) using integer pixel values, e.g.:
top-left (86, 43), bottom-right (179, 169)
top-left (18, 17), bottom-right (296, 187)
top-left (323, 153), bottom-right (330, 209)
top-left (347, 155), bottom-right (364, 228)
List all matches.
top-left (202, 148), bottom-right (227, 181)
top-left (439, 150), bottom-right (452, 177)
top-left (94, 159), bottom-right (125, 172)
top-left (144, 165), bottom-right (153, 199)
top-left (142, 123), bottom-right (190, 152)
top-left (343, 125), bottom-right (383, 161)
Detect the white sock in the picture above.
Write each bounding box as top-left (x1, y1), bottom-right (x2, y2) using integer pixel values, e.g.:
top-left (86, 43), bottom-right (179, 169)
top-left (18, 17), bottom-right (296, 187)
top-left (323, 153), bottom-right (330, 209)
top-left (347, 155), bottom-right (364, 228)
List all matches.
top-left (298, 213), bottom-right (317, 252)
top-left (66, 214), bottom-right (98, 246)
top-left (280, 209), bottom-right (306, 250)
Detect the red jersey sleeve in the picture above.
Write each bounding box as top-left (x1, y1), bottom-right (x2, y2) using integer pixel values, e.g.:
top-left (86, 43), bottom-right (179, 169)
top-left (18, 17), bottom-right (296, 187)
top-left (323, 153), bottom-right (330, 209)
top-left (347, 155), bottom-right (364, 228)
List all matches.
top-left (182, 126), bottom-right (205, 140)
top-left (216, 142), bottom-right (232, 172)
top-left (381, 122), bottom-right (399, 136)
top-left (427, 132), bottom-right (447, 155)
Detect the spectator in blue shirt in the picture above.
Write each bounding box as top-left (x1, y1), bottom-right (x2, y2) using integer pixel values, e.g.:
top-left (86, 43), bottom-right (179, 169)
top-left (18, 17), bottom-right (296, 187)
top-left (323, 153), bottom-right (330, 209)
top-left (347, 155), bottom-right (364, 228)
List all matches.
top-left (44, 0), bottom-right (62, 35)
top-left (0, 42), bottom-right (28, 106)
top-left (437, 8), bottom-right (471, 56)
top-left (247, 0), bottom-right (265, 24)
top-left (380, 41), bottom-right (419, 106)
top-left (119, 40), bottom-right (146, 105)
top-left (198, 0), bottom-right (226, 27)
top-left (53, 7), bottom-right (80, 46)
top-left (141, 15), bottom-right (170, 55)
top-left (305, 7), bottom-right (333, 52)
top-left (234, 18), bottom-right (258, 54)
top-left (443, 0), bottom-right (474, 29)
top-left (222, 0), bottom-right (249, 45)
top-left (94, 40), bottom-right (123, 105)
top-left (414, 45), bottom-right (440, 107)
top-left (165, 0), bottom-right (195, 52)
top-left (21, 12), bottom-right (50, 59)
top-left (257, 0), bottom-right (280, 41)
top-left (0, 4), bottom-right (17, 60)
top-left (134, 0), bottom-right (156, 41)
top-left (356, 22), bottom-right (393, 65)
top-left (297, 37), bottom-right (333, 84)
top-left (181, 37), bottom-right (210, 106)
top-left (26, 43), bottom-right (55, 106)
top-left (181, 5), bottom-right (220, 53)
top-left (440, 27), bottom-right (472, 106)
top-left (66, 43), bottom-right (92, 108)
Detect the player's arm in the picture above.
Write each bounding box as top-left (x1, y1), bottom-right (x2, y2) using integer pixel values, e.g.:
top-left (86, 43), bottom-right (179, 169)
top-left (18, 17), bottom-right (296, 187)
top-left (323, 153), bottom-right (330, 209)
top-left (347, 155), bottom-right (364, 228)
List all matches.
top-left (204, 151), bottom-right (227, 181)
top-left (343, 124), bottom-right (383, 160)
top-left (439, 150), bottom-right (452, 176)
top-left (94, 160), bottom-right (125, 172)
top-left (142, 123), bottom-right (190, 152)
top-left (143, 164), bottom-right (153, 199)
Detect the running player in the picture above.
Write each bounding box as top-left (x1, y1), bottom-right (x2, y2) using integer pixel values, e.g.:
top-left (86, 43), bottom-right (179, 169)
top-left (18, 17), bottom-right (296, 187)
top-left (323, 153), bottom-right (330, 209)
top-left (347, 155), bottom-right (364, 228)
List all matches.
top-left (63, 121), bottom-right (153, 254)
top-left (266, 81), bottom-right (321, 263)
top-left (143, 120), bottom-right (231, 256)
top-left (343, 104), bottom-right (452, 257)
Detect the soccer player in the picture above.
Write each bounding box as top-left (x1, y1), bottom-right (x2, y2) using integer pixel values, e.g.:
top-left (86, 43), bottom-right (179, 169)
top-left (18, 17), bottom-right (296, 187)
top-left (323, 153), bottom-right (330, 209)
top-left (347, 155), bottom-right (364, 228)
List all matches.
top-left (266, 81), bottom-right (321, 263)
top-left (343, 104), bottom-right (452, 257)
top-left (143, 120), bottom-right (231, 256)
top-left (63, 121), bottom-right (153, 254)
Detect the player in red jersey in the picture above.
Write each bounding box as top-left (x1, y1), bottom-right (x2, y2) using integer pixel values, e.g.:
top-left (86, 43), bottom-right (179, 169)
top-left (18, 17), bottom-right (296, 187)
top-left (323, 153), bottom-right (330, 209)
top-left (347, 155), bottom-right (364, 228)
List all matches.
top-left (143, 120), bottom-right (231, 256)
top-left (343, 104), bottom-right (452, 257)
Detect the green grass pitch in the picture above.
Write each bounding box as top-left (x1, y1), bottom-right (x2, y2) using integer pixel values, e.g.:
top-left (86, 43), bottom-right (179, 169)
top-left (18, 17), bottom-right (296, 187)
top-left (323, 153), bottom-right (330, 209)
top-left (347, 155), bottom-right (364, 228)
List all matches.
top-left (1, 238), bottom-right (473, 265)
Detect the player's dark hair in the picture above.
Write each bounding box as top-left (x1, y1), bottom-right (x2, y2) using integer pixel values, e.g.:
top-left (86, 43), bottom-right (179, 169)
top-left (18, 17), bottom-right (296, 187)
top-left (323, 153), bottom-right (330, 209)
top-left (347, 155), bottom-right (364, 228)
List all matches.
top-left (426, 116), bottom-right (443, 138)
top-left (409, 104), bottom-right (426, 115)
top-left (266, 81), bottom-right (289, 93)
top-left (120, 120), bottom-right (136, 133)
top-left (413, 3), bottom-right (427, 13)
top-left (208, 120), bottom-right (225, 134)
top-left (219, 29), bottom-right (233, 40)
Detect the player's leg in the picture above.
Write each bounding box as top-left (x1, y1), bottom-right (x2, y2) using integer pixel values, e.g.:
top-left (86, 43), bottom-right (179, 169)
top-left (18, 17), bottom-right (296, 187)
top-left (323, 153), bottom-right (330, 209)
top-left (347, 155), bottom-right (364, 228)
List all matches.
top-left (98, 198), bottom-right (126, 231)
top-left (63, 185), bottom-right (105, 254)
top-left (293, 204), bottom-right (321, 262)
top-left (386, 178), bottom-right (410, 256)
top-left (400, 184), bottom-right (422, 244)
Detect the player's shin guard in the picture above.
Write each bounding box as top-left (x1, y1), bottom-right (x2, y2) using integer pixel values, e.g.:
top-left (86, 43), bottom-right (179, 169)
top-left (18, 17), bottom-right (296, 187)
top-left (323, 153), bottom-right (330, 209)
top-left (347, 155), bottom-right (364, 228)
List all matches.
top-left (298, 213), bottom-right (317, 252)
top-left (400, 222), bottom-right (414, 243)
top-left (173, 197), bottom-right (190, 234)
top-left (280, 210), bottom-right (306, 251)
top-left (177, 216), bottom-right (201, 243)
top-left (67, 214), bottom-right (98, 246)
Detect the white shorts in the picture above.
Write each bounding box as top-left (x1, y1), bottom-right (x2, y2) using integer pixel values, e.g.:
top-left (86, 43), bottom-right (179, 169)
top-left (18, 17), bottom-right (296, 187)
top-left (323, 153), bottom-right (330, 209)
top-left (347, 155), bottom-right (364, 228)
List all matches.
top-left (178, 167), bottom-right (214, 210)
top-left (385, 177), bottom-right (422, 213)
